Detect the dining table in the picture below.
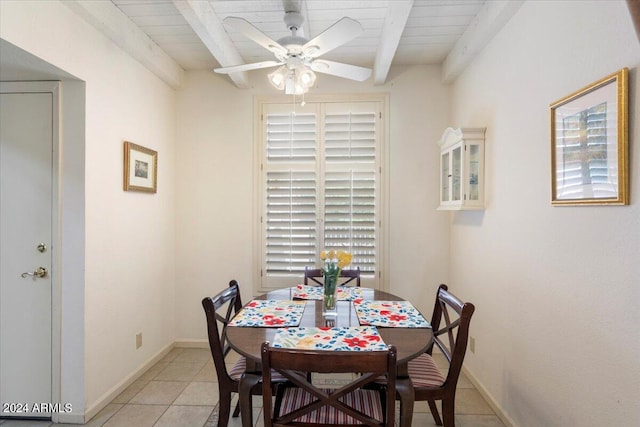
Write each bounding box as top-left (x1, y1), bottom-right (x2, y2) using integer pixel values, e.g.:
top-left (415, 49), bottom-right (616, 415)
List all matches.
top-left (226, 285), bottom-right (433, 427)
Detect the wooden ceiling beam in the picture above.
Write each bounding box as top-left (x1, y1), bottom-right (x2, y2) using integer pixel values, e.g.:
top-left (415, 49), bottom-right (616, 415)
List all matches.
top-left (172, 0), bottom-right (250, 89)
top-left (442, 0), bottom-right (523, 84)
top-left (373, 0), bottom-right (414, 85)
top-left (63, 0), bottom-right (183, 89)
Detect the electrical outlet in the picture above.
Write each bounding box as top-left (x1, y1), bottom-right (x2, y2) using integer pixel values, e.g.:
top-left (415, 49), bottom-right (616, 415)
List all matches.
top-left (470, 336), bottom-right (476, 354)
top-left (136, 333), bottom-right (142, 349)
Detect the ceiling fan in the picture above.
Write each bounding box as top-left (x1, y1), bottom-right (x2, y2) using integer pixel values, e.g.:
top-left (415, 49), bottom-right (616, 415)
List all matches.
top-left (214, 7), bottom-right (372, 95)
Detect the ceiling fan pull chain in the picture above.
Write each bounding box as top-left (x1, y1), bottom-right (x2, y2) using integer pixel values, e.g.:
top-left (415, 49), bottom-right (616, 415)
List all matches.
top-left (292, 92), bottom-right (296, 116)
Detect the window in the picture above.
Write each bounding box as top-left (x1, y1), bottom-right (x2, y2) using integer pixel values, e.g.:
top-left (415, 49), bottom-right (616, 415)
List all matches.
top-left (257, 98), bottom-right (385, 290)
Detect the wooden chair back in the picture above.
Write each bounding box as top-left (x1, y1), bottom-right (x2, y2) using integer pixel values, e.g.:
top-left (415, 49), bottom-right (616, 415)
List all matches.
top-left (428, 284), bottom-right (475, 387)
top-left (304, 266), bottom-right (361, 287)
top-left (261, 343), bottom-right (396, 427)
top-left (202, 280), bottom-right (243, 385)
top-left (400, 283), bottom-right (475, 427)
top-left (202, 280), bottom-right (250, 427)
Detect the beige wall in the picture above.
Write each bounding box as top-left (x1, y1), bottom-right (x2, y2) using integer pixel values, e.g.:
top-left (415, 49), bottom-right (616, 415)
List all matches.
top-left (1, 0), bottom-right (177, 419)
top-left (4, 0), bottom-right (638, 425)
top-left (449, 1), bottom-right (640, 426)
top-left (174, 65), bottom-right (451, 340)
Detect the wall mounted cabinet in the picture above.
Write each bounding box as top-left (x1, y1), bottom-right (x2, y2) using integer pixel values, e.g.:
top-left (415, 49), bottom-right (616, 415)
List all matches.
top-left (438, 127), bottom-right (485, 210)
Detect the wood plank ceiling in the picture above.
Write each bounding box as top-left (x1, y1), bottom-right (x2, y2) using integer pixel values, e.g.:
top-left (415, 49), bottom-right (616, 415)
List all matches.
top-left (70, 0), bottom-right (523, 88)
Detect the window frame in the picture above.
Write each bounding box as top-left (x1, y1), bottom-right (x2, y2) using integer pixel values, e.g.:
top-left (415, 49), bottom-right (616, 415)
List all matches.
top-left (253, 94), bottom-right (389, 294)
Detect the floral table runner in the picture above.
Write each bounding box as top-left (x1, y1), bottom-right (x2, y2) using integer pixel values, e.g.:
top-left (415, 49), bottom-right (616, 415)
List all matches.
top-left (228, 300), bottom-right (306, 327)
top-left (272, 326), bottom-right (388, 351)
top-left (353, 300), bottom-right (431, 328)
top-left (291, 284), bottom-right (364, 301)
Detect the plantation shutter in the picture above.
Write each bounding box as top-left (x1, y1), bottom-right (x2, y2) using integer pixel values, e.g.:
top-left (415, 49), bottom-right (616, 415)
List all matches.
top-left (323, 107), bottom-right (377, 273)
top-left (260, 100), bottom-right (381, 289)
top-left (264, 106), bottom-right (318, 278)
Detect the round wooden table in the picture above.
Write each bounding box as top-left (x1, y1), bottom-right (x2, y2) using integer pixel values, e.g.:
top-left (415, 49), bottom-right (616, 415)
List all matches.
top-left (226, 287), bottom-right (432, 427)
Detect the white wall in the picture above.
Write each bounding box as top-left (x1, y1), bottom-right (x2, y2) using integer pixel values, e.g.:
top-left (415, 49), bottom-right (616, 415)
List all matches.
top-left (1, 0), bottom-right (177, 419)
top-left (449, 1), bottom-right (640, 426)
top-left (11, 1), bottom-right (635, 424)
top-left (174, 65), bottom-right (450, 340)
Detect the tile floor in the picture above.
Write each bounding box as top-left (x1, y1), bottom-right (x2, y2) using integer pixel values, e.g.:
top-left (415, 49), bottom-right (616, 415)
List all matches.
top-left (0, 347), bottom-right (505, 427)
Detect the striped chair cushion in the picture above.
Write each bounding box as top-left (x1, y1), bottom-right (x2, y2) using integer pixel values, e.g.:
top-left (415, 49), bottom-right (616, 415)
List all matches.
top-left (407, 353), bottom-right (446, 388)
top-left (228, 357), bottom-right (247, 380)
top-left (279, 388), bottom-right (383, 425)
top-left (228, 357), bottom-right (287, 382)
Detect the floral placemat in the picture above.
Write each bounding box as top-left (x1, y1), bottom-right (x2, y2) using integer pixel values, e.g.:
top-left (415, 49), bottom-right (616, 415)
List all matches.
top-left (291, 284), bottom-right (364, 300)
top-left (272, 326), bottom-right (387, 351)
top-left (353, 300), bottom-right (431, 328)
top-left (228, 300), bottom-right (306, 327)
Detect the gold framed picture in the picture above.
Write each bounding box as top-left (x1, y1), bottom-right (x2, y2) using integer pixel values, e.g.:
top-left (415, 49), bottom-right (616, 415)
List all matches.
top-left (123, 141), bottom-right (157, 193)
top-left (550, 68), bottom-right (628, 205)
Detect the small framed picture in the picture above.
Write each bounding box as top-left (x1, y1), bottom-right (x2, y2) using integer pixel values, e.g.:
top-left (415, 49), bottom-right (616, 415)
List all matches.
top-left (123, 141), bottom-right (157, 193)
top-left (550, 68), bottom-right (628, 205)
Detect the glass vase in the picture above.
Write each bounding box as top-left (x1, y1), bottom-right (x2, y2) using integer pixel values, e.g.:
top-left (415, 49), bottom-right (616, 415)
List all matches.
top-left (322, 273), bottom-right (339, 317)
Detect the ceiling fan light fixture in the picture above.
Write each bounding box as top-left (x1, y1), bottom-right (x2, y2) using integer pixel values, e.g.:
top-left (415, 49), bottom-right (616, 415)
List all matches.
top-left (268, 65), bottom-right (289, 90)
top-left (269, 64), bottom-right (315, 95)
top-left (297, 66), bottom-right (316, 87)
top-left (285, 81), bottom-right (307, 96)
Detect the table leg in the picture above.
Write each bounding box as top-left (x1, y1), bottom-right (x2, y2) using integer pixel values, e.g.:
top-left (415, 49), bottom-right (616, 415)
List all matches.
top-left (239, 372), bottom-right (261, 427)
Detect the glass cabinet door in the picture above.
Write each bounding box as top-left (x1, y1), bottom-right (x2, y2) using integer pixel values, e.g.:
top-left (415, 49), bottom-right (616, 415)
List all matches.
top-left (452, 145), bottom-right (461, 201)
top-left (441, 151), bottom-right (450, 202)
top-left (468, 143), bottom-right (480, 201)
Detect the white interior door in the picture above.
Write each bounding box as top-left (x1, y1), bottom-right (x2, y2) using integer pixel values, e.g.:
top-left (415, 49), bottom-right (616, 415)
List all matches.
top-left (0, 88), bottom-right (53, 418)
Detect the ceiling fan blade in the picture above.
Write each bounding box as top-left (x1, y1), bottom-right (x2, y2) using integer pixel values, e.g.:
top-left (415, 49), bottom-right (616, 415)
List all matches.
top-left (310, 60), bottom-right (372, 82)
top-left (214, 61), bottom-right (283, 74)
top-left (223, 17), bottom-right (287, 56)
top-left (303, 17), bottom-right (363, 58)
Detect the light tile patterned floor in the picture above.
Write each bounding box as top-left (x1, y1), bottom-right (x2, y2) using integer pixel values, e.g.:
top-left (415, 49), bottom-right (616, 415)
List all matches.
top-left (0, 347), bottom-right (505, 427)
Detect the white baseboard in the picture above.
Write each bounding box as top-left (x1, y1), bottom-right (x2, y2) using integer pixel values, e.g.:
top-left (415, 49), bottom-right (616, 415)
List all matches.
top-left (54, 412), bottom-right (86, 424)
top-left (82, 342), bottom-right (175, 423)
top-left (462, 366), bottom-right (517, 427)
top-left (174, 339), bottom-right (208, 349)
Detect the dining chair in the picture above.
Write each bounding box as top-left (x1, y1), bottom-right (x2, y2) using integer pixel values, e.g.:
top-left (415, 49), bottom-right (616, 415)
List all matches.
top-left (202, 280), bottom-right (284, 427)
top-left (398, 284), bottom-right (475, 427)
top-left (304, 266), bottom-right (361, 286)
top-left (261, 342), bottom-right (396, 427)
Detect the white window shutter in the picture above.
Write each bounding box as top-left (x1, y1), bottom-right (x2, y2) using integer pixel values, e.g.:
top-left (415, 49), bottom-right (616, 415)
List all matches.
top-left (265, 170), bottom-right (317, 274)
top-left (266, 113), bottom-right (316, 162)
top-left (260, 101), bottom-right (381, 288)
top-left (263, 107), bottom-right (318, 280)
top-left (324, 171), bottom-right (376, 273)
top-left (325, 111), bottom-right (377, 162)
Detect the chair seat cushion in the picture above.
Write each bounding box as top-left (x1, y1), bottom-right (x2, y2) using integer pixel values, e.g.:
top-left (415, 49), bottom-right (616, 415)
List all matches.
top-left (407, 353), bottom-right (446, 388)
top-left (228, 357), bottom-right (247, 380)
top-left (228, 356), bottom-right (287, 382)
top-left (279, 387), bottom-right (383, 424)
